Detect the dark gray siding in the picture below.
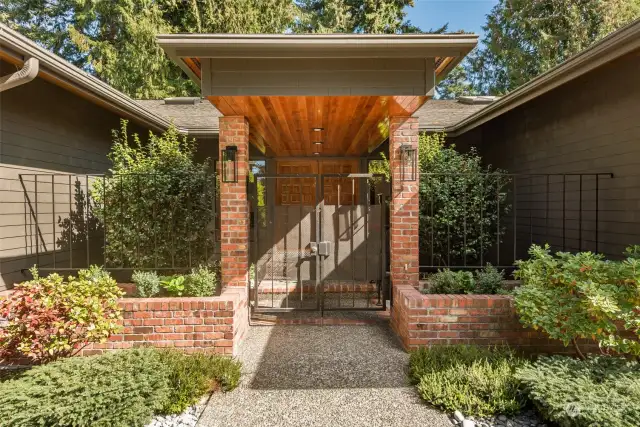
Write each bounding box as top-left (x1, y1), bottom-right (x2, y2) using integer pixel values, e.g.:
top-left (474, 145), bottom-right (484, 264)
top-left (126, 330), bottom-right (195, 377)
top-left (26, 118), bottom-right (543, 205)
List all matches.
top-left (0, 60), bottom-right (155, 289)
top-left (453, 52), bottom-right (640, 258)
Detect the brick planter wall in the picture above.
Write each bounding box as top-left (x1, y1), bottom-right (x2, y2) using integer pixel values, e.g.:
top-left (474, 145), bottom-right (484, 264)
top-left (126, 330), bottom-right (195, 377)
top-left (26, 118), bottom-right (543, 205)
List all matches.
top-left (391, 285), bottom-right (598, 355)
top-left (82, 287), bottom-right (248, 357)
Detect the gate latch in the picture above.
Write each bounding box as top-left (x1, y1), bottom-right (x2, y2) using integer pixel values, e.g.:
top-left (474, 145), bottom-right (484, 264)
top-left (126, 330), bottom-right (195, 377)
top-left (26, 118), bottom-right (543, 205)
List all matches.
top-left (318, 241), bottom-right (332, 257)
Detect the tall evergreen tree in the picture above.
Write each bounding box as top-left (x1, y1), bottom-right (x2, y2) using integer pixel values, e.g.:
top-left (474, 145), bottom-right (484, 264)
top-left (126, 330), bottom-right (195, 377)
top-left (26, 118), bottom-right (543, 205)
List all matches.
top-left (0, 0), bottom-right (295, 98)
top-left (294, 0), bottom-right (420, 33)
top-left (469, 0), bottom-right (640, 95)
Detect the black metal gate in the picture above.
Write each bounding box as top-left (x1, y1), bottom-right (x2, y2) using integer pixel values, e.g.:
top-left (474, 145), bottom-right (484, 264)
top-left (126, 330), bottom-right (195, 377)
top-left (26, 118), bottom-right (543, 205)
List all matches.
top-left (250, 173), bottom-right (387, 314)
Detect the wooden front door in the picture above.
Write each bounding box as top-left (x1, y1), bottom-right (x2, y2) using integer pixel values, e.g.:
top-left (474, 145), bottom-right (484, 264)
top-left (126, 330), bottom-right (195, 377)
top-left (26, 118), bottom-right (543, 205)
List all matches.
top-left (275, 159), bottom-right (360, 205)
top-left (276, 161), bottom-right (317, 206)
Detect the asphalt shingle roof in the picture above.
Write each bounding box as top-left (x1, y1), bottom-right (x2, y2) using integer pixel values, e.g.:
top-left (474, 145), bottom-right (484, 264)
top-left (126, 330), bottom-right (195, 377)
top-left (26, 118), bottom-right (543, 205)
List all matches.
top-left (135, 98), bottom-right (491, 133)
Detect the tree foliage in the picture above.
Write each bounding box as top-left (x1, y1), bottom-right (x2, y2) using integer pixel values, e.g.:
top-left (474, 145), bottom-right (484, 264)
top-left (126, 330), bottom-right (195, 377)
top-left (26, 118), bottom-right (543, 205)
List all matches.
top-left (514, 244), bottom-right (640, 357)
top-left (294, 0), bottom-right (421, 33)
top-left (91, 121), bottom-right (216, 269)
top-left (469, 0), bottom-right (640, 95)
top-left (419, 133), bottom-right (510, 266)
top-left (0, 0), bottom-right (295, 98)
top-left (0, 0), bottom-right (426, 98)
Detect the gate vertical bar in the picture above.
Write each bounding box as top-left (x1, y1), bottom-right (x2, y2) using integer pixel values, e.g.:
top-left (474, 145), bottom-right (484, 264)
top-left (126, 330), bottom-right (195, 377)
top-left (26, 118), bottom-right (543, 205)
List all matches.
top-left (364, 177), bottom-right (370, 308)
top-left (35, 176), bottom-right (39, 266)
top-left (253, 180), bottom-right (259, 311)
top-left (52, 175), bottom-right (56, 268)
top-left (351, 177), bottom-right (355, 308)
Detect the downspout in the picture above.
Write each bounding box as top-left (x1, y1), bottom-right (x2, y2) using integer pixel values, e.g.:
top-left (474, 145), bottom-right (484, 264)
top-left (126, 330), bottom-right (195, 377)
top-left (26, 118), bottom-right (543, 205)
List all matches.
top-left (0, 57), bottom-right (39, 92)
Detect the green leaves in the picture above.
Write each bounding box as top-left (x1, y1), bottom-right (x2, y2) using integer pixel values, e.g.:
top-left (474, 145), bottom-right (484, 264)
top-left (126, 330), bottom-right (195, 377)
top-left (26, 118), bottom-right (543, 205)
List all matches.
top-left (0, 348), bottom-right (242, 426)
top-left (160, 275), bottom-right (186, 297)
top-left (514, 244), bottom-right (640, 356)
top-left (516, 355), bottom-right (640, 427)
top-left (411, 345), bottom-right (528, 417)
top-left (0, 266), bottom-right (123, 364)
top-left (91, 121), bottom-right (216, 270)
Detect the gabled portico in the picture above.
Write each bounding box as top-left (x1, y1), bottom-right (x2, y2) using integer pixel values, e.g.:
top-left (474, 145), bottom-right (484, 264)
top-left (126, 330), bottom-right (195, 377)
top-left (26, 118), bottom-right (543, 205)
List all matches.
top-left (158, 32), bottom-right (477, 314)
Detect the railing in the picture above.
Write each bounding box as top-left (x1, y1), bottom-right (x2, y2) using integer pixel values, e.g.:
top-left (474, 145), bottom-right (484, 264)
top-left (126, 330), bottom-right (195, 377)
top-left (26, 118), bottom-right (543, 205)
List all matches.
top-left (20, 172), bottom-right (219, 275)
top-left (419, 172), bottom-right (613, 274)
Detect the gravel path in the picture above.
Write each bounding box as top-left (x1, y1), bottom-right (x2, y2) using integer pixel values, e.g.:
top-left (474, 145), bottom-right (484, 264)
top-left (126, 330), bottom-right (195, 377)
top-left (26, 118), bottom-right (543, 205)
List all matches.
top-left (198, 322), bottom-right (453, 427)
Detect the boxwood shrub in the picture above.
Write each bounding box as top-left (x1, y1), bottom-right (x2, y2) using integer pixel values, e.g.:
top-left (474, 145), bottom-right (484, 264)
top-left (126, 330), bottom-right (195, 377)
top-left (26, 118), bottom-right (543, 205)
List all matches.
top-left (0, 348), bottom-right (242, 426)
top-left (516, 355), bottom-right (640, 427)
top-left (410, 345), bottom-right (528, 417)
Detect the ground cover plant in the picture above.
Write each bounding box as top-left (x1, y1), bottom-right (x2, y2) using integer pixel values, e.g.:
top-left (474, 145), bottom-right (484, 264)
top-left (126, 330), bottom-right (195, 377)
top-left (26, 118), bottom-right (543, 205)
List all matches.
top-left (422, 264), bottom-right (507, 295)
top-left (514, 244), bottom-right (640, 357)
top-left (0, 266), bottom-right (123, 364)
top-left (516, 355), bottom-right (640, 427)
top-left (409, 345), bottom-right (528, 417)
top-left (0, 348), bottom-right (242, 426)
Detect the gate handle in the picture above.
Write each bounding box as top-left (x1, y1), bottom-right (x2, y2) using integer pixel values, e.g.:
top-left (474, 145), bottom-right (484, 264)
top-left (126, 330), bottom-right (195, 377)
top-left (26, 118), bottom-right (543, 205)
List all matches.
top-left (310, 241), bottom-right (332, 257)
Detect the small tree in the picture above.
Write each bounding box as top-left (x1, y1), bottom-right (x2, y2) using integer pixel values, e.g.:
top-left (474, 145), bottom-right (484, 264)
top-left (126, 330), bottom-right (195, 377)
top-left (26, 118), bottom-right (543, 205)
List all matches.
top-left (92, 121), bottom-right (216, 268)
top-left (514, 244), bottom-right (640, 358)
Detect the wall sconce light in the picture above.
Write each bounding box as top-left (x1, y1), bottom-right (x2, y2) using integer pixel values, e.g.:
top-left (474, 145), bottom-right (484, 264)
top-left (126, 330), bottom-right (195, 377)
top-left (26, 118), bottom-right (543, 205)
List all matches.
top-left (400, 144), bottom-right (417, 181)
top-left (222, 146), bottom-right (238, 183)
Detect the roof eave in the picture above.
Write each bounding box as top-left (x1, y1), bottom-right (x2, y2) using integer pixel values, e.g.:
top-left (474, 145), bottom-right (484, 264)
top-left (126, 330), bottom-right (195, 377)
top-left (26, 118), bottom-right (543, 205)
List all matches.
top-left (0, 24), bottom-right (171, 133)
top-left (449, 18), bottom-right (640, 136)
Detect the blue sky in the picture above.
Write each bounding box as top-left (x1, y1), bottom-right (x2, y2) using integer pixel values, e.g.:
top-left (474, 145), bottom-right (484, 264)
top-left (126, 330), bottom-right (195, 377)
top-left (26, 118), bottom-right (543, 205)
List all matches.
top-left (405, 0), bottom-right (498, 37)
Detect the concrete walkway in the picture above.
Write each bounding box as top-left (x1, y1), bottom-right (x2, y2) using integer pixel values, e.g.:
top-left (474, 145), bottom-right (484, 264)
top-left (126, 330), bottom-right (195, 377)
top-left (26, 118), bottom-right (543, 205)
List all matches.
top-left (198, 321), bottom-right (452, 427)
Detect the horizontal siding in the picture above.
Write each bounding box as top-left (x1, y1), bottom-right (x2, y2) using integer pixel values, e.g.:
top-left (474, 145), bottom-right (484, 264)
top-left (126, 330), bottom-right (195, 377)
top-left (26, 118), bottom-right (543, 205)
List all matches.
top-left (453, 51), bottom-right (640, 259)
top-left (206, 57), bottom-right (433, 96)
top-left (0, 60), bottom-right (147, 290)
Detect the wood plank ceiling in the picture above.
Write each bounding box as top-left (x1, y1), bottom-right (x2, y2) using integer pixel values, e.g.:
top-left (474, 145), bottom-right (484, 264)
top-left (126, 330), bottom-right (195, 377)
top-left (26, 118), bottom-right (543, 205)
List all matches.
top-left (208, 95), bottom-right (427, 157)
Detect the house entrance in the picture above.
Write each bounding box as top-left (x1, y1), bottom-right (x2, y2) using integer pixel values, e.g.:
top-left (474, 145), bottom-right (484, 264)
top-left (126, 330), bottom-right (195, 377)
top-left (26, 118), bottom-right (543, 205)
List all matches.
top-left (250, 172), bottom-right (388, 315)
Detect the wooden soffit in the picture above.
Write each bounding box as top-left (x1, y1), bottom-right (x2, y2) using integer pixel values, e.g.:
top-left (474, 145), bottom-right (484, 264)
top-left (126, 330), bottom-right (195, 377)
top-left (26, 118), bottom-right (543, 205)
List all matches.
top-left (209, 95), bottom-right (427, 157)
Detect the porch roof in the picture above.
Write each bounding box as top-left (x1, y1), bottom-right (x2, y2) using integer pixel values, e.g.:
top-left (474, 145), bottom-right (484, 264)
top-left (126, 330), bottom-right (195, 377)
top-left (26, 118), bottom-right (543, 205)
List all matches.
top-left (158, 33), bottom-right (478, 157)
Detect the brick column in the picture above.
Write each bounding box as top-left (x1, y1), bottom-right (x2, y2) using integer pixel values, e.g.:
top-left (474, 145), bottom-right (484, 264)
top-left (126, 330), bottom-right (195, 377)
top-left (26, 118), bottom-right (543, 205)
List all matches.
top-left (219, 116), bottom-right (250, 289)
top-left (389, 117), bottom-right (420, 289)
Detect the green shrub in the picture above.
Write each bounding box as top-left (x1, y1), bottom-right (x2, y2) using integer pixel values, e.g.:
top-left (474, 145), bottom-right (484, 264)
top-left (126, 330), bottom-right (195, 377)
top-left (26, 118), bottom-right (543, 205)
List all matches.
top-left (427, 269), bottom-right (475, 294)
top-left (91, 121), bottom-right (216, 269)
top-left (132, 270), bottom-right (161, 298)
top-left (158, 350), bottom-right (241, 414)
top-left (474, 264), bottom-right (505, 294)
top-left (184, 264), bottom-right (219, 297)
top-left (410, 345), bottom-right (527, 417)
top-left (516, 355), bottom-right (640, 427)
top-left (0, 348), bottom-right (171, 427)
top-left (0, 348), bottom-right (242, 426)
top-left (160, 275), bottom-right (186, 296)
top-left (0, 266), bottom-right (123, 364)
top-left (514, 244), bottom-right (640, 356)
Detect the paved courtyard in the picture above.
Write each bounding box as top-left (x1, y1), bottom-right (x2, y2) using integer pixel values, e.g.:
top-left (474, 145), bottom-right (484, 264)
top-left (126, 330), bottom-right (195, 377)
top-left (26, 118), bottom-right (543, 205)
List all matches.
top-left (198, 321), bottom-right (452, 427)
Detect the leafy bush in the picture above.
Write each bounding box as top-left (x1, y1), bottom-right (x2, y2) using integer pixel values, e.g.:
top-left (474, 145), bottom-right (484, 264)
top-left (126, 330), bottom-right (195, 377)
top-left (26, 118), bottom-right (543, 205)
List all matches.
top-left (158, 350), bottom-right (241, 414)
top-left (423, 265), bottom-right (507, 294)
top-left (0, 266), bottom-right (123, 364)
top-left (410, 345), bottom-right (527, 417)
top-left (368, 132), bottom-right (511, 266)
top-left (474, 263), bottom-right (505, 294)
top-left (161, 275), bottom-right (186, 296)
top-left (0, 348), bottom-right (242, 426)
top-left (0, 348), bottom-right (171, 427)
top-left (514, 244), bottom-right (640, 357)
top-left (419, 133), bottom-right (511, 266)
top-left (184, 264), bottom-right (220, 297)
top-left (132, 270), bottom-right (161, 298)
top-left (516, 355), bottom-right (640, 427)
top-left (427, 269), bottom-right (475, 294)
top-left (91, 121), bottom-right (216, 269)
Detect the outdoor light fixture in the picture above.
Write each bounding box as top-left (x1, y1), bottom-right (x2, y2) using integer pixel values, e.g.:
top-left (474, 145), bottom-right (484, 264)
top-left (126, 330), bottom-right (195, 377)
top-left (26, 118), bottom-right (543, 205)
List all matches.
top-left (400, 144), bottom-right (417, 181)
top-left (314, 141), bottom-right (323, 145)
top-left (312, 127), bottom-right (324, 132)
top-left (222, 145), bottom-right (238, 183)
